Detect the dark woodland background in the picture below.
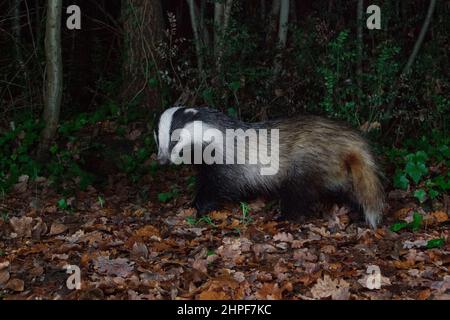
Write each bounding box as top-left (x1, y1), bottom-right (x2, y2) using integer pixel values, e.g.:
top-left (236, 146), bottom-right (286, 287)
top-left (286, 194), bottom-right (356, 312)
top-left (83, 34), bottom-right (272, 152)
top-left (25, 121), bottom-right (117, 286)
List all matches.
top-left (0, 0), bottom-right (449, 300)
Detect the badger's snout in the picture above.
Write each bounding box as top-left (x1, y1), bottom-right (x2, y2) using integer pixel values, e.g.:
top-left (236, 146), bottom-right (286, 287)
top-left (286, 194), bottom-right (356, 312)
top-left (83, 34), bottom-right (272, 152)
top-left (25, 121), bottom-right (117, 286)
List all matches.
top-left (158, 156), bottom-right (169, 165)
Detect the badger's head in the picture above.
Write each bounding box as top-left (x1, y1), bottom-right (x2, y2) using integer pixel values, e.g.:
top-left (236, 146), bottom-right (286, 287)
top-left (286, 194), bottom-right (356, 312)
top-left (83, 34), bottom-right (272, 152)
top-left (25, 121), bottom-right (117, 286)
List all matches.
top-left (154, 106), bottom-right (204, 165)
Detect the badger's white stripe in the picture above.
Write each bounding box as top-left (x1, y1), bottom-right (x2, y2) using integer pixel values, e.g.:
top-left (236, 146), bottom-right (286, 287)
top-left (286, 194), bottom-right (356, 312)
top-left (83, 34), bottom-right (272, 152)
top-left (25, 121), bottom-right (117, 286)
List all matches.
top-left (184, 108), bottom-right (198, 114)
top-left (158, 107), bottom-right (180, 158)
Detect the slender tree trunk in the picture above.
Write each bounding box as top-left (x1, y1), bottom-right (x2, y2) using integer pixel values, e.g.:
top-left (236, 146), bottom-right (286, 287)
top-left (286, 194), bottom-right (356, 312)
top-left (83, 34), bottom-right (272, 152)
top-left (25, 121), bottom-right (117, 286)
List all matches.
top-left (121, 0), bottom-right (164, 108)
top-left (12, 0), bottom-right (26, 79)
top-left (38, 0), bottom-right (62, 159)
top-left (290, 0), bottom-right (297, 24)
top-left (273, 0), bottom-right (289, 77)
top-left (402, 0), bottom-right (437, 75)
top-left (195, 0), bottom-right (211, 49)
top-left (216, 0), bottom-right (233, 72)
top-left (214, 2), bottom-right (224, 58)
top-left (356, 0), bottom-right (364, 88)
top-left (267, 0), bottom-right (281, 45)
top-left (277, 0), bottom-right (290, 48)
top-left (187, 0), bottom-right (204, 76)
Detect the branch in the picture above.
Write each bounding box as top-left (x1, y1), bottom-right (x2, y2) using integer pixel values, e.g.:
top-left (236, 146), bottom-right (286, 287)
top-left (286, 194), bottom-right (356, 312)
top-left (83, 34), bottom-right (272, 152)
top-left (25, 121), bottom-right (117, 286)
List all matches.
top-left (402, 0), bottom-right (437, 75)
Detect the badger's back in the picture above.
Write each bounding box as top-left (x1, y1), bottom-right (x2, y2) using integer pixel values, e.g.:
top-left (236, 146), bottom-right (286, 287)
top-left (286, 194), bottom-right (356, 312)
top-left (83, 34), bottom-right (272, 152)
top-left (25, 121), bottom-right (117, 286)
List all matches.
top-left (206, 113), bottom-right (384, 227)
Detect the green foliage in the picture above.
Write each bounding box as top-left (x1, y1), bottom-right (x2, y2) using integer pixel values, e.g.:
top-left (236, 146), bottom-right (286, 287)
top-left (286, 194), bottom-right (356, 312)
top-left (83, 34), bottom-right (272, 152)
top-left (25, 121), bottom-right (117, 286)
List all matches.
top-left (389, 133), bottom-right (449, 204)
top-left (426, 238), bottom-right (445, 249)
top-left (0, 119), bottom-right (43, 193)
top-left (390, 212), bottom-right (423, 233)
top-left (57, 198), bottom-right (69, 210)
top-left (157, 186), bottom-right (180, 203)
top-left (185, 215), bottom-right (217, 228)
top-left (240, 202), bottom-right (253, 225)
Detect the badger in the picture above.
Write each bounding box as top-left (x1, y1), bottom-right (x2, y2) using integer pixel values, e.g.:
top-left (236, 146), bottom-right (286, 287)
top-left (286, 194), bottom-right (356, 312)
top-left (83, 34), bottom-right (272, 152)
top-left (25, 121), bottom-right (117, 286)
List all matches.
top-left (154, 106), bottom-right (384, 228)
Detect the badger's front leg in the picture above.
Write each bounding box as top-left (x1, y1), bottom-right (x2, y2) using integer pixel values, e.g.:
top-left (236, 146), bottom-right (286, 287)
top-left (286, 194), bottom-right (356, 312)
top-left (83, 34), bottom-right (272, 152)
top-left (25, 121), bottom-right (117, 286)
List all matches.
top-left (192, 167), bottom-right (222, 217)
top-left (193, 187), bottom-right (221, 217)
top-left (279, 176), bottom-right (318, 221)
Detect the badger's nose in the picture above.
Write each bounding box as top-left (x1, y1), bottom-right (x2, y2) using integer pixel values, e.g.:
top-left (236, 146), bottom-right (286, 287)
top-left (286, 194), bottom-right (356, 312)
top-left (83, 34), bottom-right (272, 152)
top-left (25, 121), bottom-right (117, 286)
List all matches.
top-left (157, 155), bottom-right (169, 165)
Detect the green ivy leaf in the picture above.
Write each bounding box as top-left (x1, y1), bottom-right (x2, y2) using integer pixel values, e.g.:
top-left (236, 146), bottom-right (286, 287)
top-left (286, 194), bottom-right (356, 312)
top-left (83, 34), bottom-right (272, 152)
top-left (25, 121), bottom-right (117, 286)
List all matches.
top-left (414, 189), bottom-right (427, 203)
top-left (394, 173), bottom-right (409, 190)
top-left (57, 198), bottom-right (68, 210)
top-left (405, 161), bottom-right (428, 184)
top-left (390, 222), bottom-right (409, 232)
top-left (428, 189), bottom-right (439, 199)
top-left (157, 192), bottom-right (173, 203)
top-left (426, 238), bottom-right (445, 249)
top-left (411, 212), bottom-right (423, 231)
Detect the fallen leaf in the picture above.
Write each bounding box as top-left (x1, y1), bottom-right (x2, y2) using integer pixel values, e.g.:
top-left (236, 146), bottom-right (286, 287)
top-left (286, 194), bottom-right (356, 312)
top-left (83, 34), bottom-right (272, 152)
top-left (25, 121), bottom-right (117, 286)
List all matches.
top-left (403, 239), bottom-right (427, 249)
top-left (209, 210), bottom-right (228, 221)
top-left (273, 232), bottom-right (294, 243)
top-left (198, 291), bottom-right (230, 300)
top-left (0, 270), bottom-right (10, 285)
top-left (131, 242), bottom-right (148, 260)
top-left (9, 216), bottom-right (33, 238)
top-left (49, 222), bottom-right (68, 236)
top-left (13, 175), bottom-right (29, 193)
top-left (32, 217), bottom-right (48, 239)
top-left (6, 278), bottom-right (24, 292)
top-left (134, 225), bottom-right (160, 239)
top-left (94, 256), bottom-right (133, 277)
top-left (427, 211), bottom-right (448, 224)
top-left (310, 275), bottom-right (350, 300)
top-left (256, 283), bottom-right (283, 300)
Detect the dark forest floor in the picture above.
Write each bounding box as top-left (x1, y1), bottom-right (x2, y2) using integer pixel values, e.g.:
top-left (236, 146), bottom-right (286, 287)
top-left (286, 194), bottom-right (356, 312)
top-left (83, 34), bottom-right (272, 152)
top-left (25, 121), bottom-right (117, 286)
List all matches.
top-left (0, 166), bottom-right (449, 300)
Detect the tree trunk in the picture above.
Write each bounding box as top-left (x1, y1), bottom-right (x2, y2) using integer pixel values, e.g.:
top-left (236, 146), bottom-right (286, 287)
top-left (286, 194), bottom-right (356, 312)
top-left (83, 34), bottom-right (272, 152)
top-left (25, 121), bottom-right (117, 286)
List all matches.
top-left (273, 0), bottom-right (289, 77)
top-left (38, 0), bottom-right (63, 159)
top-left (214, 2), bottom-right (224, 58)
top-left (277, 0), bottom-right (290, 48)
top-left (12, 0), bottom-right (26, 80)
top-left (402, 0), bottom-right (437, 75)
top-left (121, 0), bottom-right (164, 108)
top-left (187, 0), bottom-right (204, 77)
top-left (215, 0), bottom-right (233, 70)
top-left (195, 0), bottom-right (211, 49)
top-left (267, 0), bottom-right (281, 45)
top-left (356, 0), bottom-right (364, 88)
top-left (290, 0), bottom-right (297, 24)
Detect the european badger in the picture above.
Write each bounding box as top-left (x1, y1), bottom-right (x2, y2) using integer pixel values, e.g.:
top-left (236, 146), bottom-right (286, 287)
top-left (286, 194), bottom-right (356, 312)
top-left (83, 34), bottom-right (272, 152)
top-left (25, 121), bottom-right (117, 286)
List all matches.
top-left (154, 106), bottom-right (384, 228)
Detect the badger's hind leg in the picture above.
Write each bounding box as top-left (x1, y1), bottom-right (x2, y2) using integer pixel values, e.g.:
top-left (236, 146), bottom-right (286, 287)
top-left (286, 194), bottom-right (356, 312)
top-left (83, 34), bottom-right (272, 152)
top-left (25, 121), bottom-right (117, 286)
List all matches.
top-left (278, 173), bottom-right (320, 221)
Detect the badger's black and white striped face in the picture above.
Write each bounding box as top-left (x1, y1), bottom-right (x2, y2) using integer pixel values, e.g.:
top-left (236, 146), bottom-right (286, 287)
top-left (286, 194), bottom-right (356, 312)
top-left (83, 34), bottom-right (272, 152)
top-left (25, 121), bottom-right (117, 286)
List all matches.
top-left (154, 107), bottom-right (200, 164)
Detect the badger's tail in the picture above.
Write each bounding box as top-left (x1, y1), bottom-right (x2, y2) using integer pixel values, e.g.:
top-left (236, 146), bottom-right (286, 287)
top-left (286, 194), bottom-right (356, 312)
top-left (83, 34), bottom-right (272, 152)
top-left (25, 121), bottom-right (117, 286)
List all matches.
top-left (345, 151), bottom-right (384, 228)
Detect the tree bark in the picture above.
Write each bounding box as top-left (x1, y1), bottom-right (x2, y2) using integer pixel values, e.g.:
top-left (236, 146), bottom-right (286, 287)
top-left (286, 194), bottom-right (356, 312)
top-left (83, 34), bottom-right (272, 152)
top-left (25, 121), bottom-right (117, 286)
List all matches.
top-left (402, 0), bottom-right (437, 75)
top-left (277, 0), bottom-right (290, 48)
top-left (266, 0), bottom-right (281, 45)
top-left (38, 0), bottom-right (63, 159)
top-left (356, 0), bottom-right (364, 88)
top-left (121, 0), bottom-right (164, 107)
top-left (214, 2), bottom-right (224, 58)
top-left (187, 0), bottom-right (204, 77)
top-left (273, 0), bottom-right (289, 78)
top-left (215, 0), bottom-right (233, 71)
top-left (195, 0), bottom-right (211, 49)
top-left (12, 0), bottom-right (26, 80)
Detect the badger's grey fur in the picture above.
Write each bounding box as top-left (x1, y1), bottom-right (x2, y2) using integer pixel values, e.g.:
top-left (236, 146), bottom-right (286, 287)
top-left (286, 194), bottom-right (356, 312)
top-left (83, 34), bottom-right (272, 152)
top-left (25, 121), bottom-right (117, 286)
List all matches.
top-left (155, 106), bottom-right (385, 228)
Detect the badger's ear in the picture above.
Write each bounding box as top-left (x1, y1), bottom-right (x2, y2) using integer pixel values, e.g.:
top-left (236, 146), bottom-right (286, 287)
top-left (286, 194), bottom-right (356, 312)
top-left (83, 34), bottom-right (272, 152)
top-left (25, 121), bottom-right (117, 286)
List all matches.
top-left (184, 108), bottom-right (198, 115)
top-left (179, 108), bottom-right (199, 123)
